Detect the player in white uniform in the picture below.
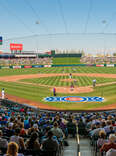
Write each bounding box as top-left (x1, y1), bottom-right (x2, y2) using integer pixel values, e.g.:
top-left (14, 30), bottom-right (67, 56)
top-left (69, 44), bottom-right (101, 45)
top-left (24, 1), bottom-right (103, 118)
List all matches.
top-left (1, 88), bottom-right (5, 99)
top-left (93, 79), bottom-right (96, 87)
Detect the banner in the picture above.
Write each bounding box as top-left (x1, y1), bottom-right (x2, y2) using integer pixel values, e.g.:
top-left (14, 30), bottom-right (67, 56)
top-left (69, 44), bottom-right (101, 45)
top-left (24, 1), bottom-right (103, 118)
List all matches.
top-left (24, 66), bottom-right (32, 68)
top-left (10, 43), bottom-right (23, 51)
top-left (13, 66), bottom-right (21, 69)
top-left (44, 65), bottom-right (51, 67)
top-left (32, 65), bottom-right (43, 68)
top-left (106, 64), bottom-right (114, 67)
top-left (0, 36), bottom-right (2, 45)
top-left (86, 64), bottom-right (94, 66)
top-left (44, 96), bottom-right (104, 102)
top-left (1, 66), bottom-right (9, 69)
top-left (96, 64), bottom-right (104, 67)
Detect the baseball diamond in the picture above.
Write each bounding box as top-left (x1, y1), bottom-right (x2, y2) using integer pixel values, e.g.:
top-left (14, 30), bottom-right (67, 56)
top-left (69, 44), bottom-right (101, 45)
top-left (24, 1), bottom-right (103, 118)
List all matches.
top-left (0, 66), bottom-right (116, 110)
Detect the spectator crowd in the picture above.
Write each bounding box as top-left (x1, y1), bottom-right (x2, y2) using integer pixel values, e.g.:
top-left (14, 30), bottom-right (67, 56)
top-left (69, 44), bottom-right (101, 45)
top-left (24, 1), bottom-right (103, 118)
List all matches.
top-left (0, 100), bottom-right (77, 156)
top-left (0, 99), bottom-right (116, 155)
top-left (0, 57), bottom-right (52, 66)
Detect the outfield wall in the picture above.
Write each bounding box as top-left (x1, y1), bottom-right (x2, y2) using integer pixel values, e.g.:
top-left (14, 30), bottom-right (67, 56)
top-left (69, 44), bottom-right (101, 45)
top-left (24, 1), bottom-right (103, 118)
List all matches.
top-left (0, 64), bottom-right (116, 69)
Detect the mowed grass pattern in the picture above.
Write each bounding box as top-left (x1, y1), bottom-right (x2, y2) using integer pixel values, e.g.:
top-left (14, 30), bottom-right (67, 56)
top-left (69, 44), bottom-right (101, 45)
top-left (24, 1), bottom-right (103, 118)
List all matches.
top-left (0, 66), bottom-right (116, 110)
top-left (20, 75), bottom-right (116, 87)
top-left (0, 66), bottom-right (116, 76)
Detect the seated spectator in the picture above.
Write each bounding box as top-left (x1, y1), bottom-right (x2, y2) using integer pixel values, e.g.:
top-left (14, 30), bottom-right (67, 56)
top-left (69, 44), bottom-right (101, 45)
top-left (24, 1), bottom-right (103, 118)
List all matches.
top-left (106, 148), bottom-right (116, 156)
top-left (19, 123), bottom-right (27, 137)
top-left (100, 134), bottom-right (116, 153)
top-left (51, 122), bottom-right (64, 140)
top-left (0, 130), bottom-right (8, 149)
top-left (97, 130), bottom-right (108, 148)
top-left (25, 132), bottom-right (40, 151)
top-left (4, 142), bottom-right (24, 156)
top-left (4, 123), bottom-right (14, 137)
top-left (10, 128), bottom-right (25, 151)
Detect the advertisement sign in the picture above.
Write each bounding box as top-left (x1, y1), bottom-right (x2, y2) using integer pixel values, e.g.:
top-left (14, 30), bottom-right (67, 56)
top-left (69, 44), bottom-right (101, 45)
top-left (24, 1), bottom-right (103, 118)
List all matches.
top-left (44, 96), bottom-right (104, 102)
top-left (44, 65), bottom-right (51, 67)
top-left (24, 66), bottom-right (32, 68)
top-left (10, 43), bottom-right (23, 51)
top-left (32, 65), bottom-right (43, 68)
top-left (96, 64), bottom-right (104, 67)
top-left (0, 36), bottom-right (2, 45)
top-left (106, 64), bottom-right (114, 67)
top-left (1, 66), bottom-right (9, 69)
top-left (13, 66), bottom-right (21, 69)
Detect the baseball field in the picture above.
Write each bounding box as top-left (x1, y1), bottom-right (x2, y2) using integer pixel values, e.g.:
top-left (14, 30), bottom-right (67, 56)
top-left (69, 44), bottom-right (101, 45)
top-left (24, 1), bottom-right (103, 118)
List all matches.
top-left (0, 66), bottom-right (116, 110)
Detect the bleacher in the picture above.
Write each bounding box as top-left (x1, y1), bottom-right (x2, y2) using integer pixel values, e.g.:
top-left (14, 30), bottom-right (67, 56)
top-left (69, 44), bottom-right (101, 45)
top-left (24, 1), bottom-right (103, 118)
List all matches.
top-left (0, 99), bottom-right (116, 156)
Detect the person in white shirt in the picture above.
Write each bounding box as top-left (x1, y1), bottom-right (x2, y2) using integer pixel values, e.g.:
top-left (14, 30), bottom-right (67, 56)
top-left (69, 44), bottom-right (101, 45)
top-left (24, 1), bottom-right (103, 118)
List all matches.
top-left (93, 79), bottom-right (96, 87)
top-left (1, 88), bottom-right (5, 99)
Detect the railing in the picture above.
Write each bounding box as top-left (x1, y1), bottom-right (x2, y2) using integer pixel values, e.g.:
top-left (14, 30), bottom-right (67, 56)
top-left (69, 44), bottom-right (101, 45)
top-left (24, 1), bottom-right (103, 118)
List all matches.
top-left (77, 134), bottom-right (81, 156)
top-left (76, 126), bottom-right (81, 156)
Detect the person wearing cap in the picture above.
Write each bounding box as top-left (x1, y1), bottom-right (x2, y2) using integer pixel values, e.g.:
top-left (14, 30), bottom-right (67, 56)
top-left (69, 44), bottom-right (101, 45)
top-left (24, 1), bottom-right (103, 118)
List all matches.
top-left (53, 88), bottom-right (56, 96)
top-left (93, 79), bottom-right (96, 88)
top-left (100, 134), bottom-right (116, 153)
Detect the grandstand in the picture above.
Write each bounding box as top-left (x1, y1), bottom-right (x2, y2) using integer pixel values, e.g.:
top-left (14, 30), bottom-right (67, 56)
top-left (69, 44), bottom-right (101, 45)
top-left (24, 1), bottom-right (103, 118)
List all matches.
top-left (0, 98), bottom-right (116, 156)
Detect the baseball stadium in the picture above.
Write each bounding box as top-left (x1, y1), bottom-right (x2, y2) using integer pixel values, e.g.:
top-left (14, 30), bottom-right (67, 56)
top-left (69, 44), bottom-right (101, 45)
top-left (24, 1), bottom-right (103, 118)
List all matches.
top-left (1, 1), bottom-right (116, 156)
top-left (0, 51), bottom-right (116, 111)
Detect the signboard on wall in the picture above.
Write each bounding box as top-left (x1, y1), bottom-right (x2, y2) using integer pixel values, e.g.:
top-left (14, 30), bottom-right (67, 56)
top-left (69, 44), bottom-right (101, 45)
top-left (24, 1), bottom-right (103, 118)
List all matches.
top-left (10, 43), bottom-right (23, 51)
top-left (0, 36), bottom-right (2, 45)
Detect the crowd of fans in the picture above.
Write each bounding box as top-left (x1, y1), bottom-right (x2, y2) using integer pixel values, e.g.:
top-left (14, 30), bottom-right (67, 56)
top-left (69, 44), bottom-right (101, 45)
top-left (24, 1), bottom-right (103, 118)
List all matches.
top-left (0, 57), bottom-right (52, 66)
top-left (77, 110), bottom-right (116, 156)
top-left (0, 100), bottom-right (77, 156)
top-left (1, 99), bottom-right (116, 156)
top-left (81, 56), bottom-right (116, 64)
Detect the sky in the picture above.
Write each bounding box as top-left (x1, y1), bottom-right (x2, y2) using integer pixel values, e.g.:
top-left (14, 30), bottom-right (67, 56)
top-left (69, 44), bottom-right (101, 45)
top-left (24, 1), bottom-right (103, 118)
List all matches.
top-left (0, 0), bottom-right (116, 54)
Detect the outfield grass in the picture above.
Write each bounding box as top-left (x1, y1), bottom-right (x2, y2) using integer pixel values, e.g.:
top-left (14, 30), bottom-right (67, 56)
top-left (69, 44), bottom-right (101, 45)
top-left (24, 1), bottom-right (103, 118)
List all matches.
top-left (0, 66), bottom-right (116, 77)
top-left (0, 66), bottom-right (116, 110)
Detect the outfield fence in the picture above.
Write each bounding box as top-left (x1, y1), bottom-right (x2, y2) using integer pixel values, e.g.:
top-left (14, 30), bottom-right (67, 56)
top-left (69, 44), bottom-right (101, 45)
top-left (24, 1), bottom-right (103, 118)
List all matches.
top-left (1, 64), bottom-right (116, 69)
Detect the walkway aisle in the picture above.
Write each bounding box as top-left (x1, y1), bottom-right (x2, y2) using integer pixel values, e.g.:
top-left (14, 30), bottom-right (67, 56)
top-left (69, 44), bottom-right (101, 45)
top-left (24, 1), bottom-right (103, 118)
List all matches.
top-left (63, 138), bottom-right (77, 156)
top-left (80, 137), bottom-right (93, 156)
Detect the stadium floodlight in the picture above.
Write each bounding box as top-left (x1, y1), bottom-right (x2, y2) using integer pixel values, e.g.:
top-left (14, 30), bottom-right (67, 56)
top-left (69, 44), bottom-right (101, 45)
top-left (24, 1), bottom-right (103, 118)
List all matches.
top-left (35, 21), bottom-right (40, 24)
top-left (102, 20), bottom-right (107, 24)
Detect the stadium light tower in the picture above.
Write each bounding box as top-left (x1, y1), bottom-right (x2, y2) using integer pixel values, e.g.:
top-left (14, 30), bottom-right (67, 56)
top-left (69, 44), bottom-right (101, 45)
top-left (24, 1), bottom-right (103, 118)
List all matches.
top-left (35, 21), bottom-right (40, 53)
top-left (102, 20), bottom-right (107, 56)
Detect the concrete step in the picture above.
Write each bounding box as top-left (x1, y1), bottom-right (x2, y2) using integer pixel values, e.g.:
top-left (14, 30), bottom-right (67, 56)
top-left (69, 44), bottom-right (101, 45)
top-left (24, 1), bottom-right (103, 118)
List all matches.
top-left (80, 137), bottom-right (93, 156)
top-left (63, 138), bottom-right (77, 156)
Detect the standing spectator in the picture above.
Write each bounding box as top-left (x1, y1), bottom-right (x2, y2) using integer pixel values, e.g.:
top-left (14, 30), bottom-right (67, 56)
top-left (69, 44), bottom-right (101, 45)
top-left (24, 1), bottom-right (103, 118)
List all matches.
top-left (67, 118), bottom-right (76, 138)
top-left (41, 131), bottom-right (58, 155)
top-left (78, 118), bottom-right (86, 136)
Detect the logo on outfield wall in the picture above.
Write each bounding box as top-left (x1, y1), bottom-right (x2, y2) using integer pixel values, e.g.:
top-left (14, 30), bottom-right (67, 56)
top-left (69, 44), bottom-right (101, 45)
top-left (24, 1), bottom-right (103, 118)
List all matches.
top-left (44, 96), bottom-right (104, 102)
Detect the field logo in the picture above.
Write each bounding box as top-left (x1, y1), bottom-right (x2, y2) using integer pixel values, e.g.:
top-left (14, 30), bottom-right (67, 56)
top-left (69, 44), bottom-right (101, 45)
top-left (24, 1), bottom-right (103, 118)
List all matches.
top-left (44, 96), bottom-right (104, 102)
